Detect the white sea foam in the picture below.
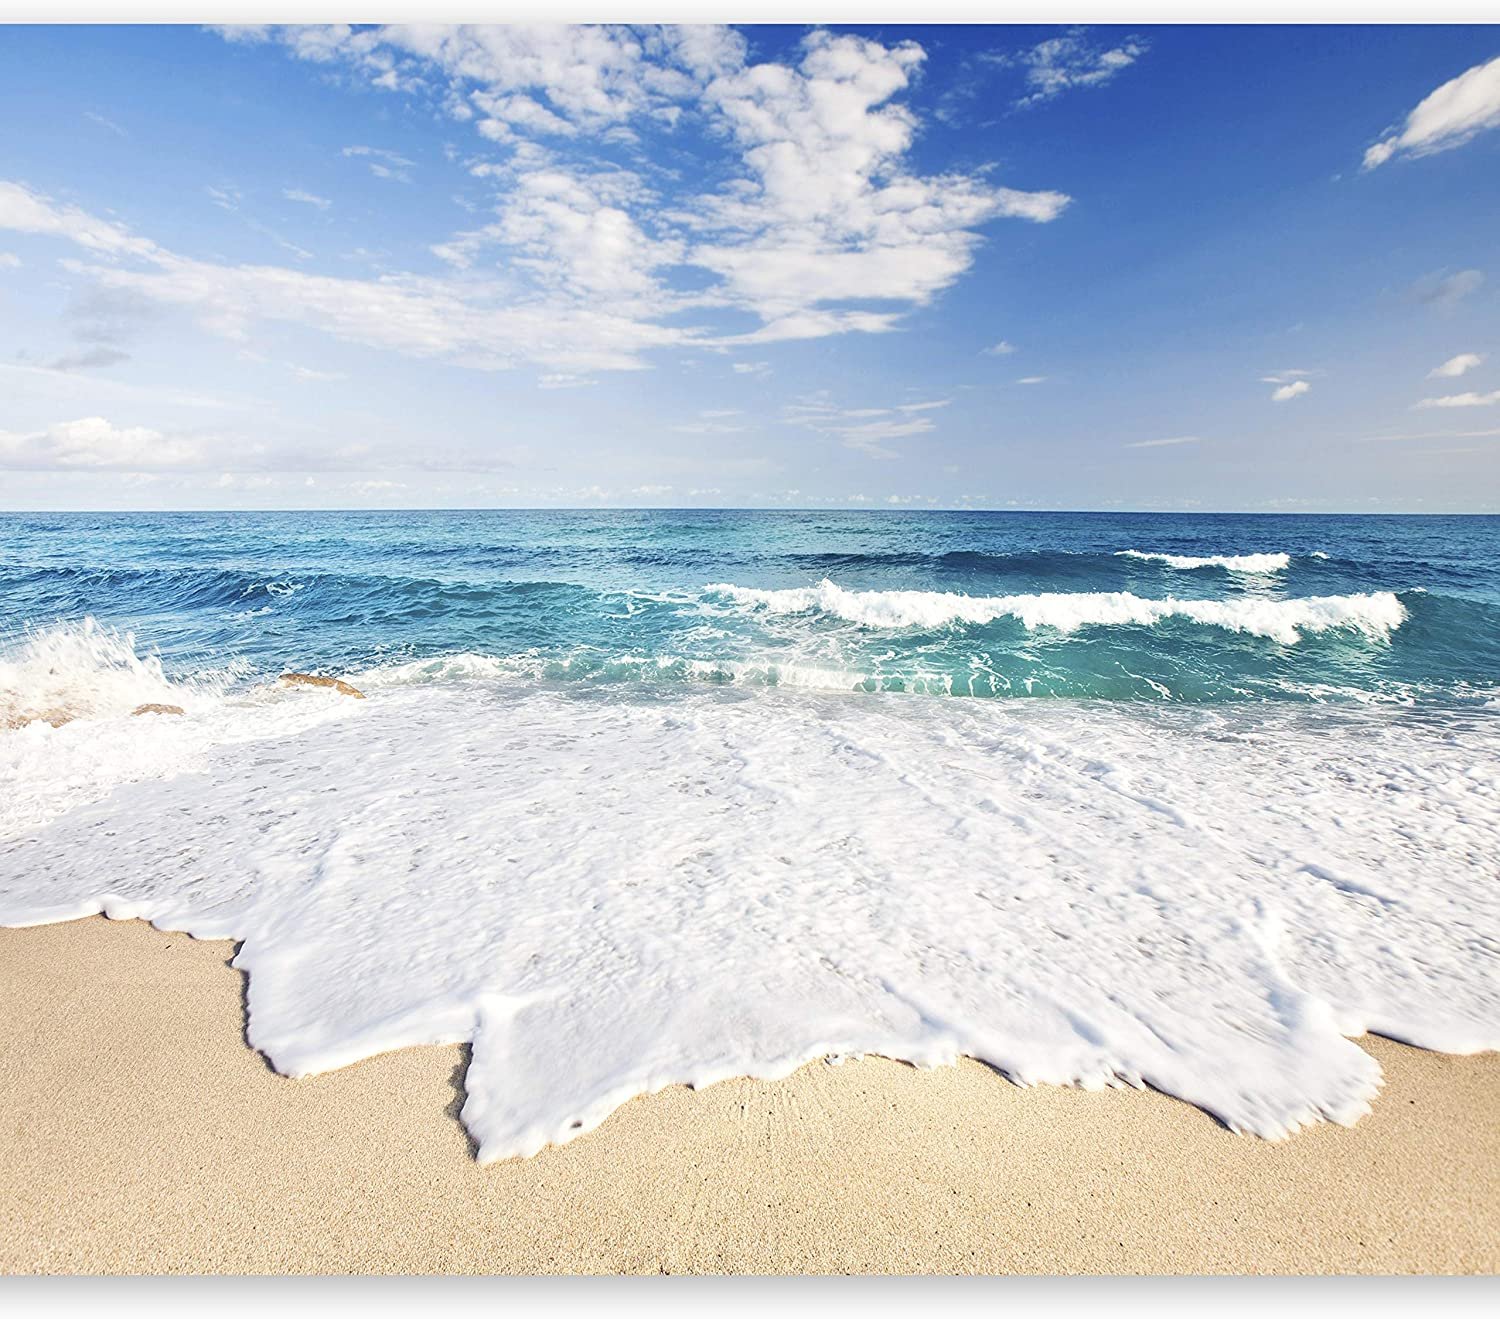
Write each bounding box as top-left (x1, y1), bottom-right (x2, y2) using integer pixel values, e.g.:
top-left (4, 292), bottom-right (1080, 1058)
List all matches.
top-left (707, 579), bottom-right (1406, 644)
top-left (357, 649), bottom-right (966, 697)
top-left (1116, 550), bottom-right (1292, 573)
top-left (2, 670), bottom-right (1496, 1161)
top-left (0, 618), bottom-right (207, 728)
top-left (0, 621), bottom-right (362, 836)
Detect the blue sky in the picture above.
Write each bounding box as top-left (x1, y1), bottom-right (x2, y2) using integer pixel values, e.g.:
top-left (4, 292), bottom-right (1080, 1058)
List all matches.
top-left (1, 22), bottom-right (1498, 511)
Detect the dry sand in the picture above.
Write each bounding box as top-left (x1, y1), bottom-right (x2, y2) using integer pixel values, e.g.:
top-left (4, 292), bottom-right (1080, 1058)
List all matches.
top-left (1, 915), bottom-right (1496, 1275)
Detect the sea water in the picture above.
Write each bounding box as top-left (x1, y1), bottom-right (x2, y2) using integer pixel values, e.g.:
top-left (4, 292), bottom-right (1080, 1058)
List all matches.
top-left (1, 510), bottom-right (1496, 1159)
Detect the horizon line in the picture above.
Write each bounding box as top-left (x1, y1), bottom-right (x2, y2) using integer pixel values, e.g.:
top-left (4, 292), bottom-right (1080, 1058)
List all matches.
top-left (2, 505), bottom-right (1497, 517)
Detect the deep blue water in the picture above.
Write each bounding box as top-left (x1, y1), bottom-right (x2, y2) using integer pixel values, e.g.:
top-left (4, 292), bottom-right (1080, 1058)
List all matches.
top-left (2, 510), bottom-right (1498, 707)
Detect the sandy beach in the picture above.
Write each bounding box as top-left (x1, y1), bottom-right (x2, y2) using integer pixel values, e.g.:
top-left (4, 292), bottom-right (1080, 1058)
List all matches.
top-left (1, 915), bottom-right (1495, 1275)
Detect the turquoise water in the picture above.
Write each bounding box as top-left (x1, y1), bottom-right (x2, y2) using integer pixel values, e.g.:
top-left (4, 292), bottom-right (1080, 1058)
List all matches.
top-left (2, 510), bottom-right (1497, 707)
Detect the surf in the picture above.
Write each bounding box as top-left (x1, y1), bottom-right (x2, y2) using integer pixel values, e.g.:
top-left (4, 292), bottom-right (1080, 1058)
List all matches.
top-left (705, 579), bottom-right (1408, 644)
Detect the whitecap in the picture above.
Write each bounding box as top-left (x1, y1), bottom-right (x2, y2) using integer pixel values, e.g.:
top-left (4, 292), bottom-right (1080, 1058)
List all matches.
top-left (707, 579), bottom-right (1407, 645)
top-left (1116, 550), bottom-right (1291, 573)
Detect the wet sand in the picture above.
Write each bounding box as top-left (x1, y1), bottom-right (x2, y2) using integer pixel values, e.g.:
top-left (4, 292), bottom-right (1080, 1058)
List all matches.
top-left (1, 915), bottom-right (1496, 1275)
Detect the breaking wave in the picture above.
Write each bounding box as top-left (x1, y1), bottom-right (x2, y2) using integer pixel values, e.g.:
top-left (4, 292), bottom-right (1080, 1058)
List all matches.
top-left (1116, 550), bottom-right (1292, 573)
top-left (706, 579), bottom-right (1407, 645)
top-left (0, 618), bottom-right (222, 730)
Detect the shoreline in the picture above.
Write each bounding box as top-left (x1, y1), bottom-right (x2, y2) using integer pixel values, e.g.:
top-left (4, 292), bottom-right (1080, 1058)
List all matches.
top-left (2, 915), bottom-right (1497, 1275)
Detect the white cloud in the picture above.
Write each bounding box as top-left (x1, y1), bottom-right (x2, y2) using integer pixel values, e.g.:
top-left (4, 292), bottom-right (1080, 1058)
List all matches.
top-left (984, 340), bottom-right (1016, 355)
top-left (0, 416), bottom-right (203, 470)
top-left (244, 24), bottom-right (743, 134)
top-left (1, 180), bottom-right (696, 374)
top-left (1363, 54), bottom-right (1500, 169)
top-left (994, 31), bottom-right (1148, 108)
top-left (9, 27), bottom-right (1075, 385)
top-left (283, 188), bottom-right (332, 210)
top-left (1415, 389), bottom-right (1500, 408)
top-left (732, 360), bottom-right (770, 375)
top-left (233, 27), bottom-right (1068, 345)
top-left (0, 180), bottom-right (160, 258)
top-left (1016, 375), bottom-right (1048, 385)
top-left (1262, 369), bottom-right (1316, 402)
top-left (0, 252), bottom-right (19, 269)
top-left (1124, 435), bottom-right (1200, 449)
top-left (688, 32), bottom-right (1069, 329)
top-left (1429, 352), bottom-right (1484, 378)
top-left (438, 167), bottom-right (682, 301)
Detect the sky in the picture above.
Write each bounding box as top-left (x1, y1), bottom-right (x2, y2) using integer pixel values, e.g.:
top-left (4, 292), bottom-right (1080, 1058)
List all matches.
top-left (1, 22), bottom-right (1498, 512)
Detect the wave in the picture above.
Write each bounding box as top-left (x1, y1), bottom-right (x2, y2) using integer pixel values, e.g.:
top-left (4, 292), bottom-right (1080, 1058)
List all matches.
top-left (706, 579), bottom-right (1407, 644)
top-left (1116, 550), bottom-right (1291, 573)
top-left (0, 618), bottom-right (220, 729)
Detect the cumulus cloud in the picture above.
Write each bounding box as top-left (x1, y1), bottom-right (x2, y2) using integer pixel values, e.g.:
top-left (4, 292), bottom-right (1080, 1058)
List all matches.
top-left (1363, 53), bottom-right (1500, 169)
top-left (435, 167), bottom-right (681, 303)
top-left (220, 26), bottom-right (1069, 345)
top-left (1429, 352), bottom-right (1484, 378)
top-left (1262, 369), bottom-right (1316, 402)
top-left (683, 31), bottom-right (1068, 333)
top-left (0, 252), bottom-right (20, 269)
top-left (6, 28), bottom-right (1074, 383)
top-left (991, 30), bottom-right (1148, 108)
top-left (984, 340), bottom-right (1016, 355)
top-left (1415, 389), bottom-right (1500, 408)
top-left (238, 24), bottom-right (742, 132)
top-left (0, 416), bottom-right (203, 470)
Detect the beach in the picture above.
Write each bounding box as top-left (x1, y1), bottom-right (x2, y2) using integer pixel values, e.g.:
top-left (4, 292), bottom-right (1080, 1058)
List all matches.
top-left (3, 915), bottom-right (1496, 1276)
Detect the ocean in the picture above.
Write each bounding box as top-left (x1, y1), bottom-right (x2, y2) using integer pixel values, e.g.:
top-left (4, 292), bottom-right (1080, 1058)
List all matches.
top-left (2, 509), bottom-right (1497, 1159)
